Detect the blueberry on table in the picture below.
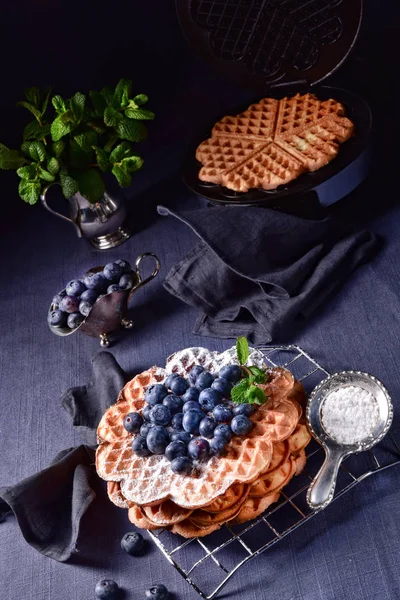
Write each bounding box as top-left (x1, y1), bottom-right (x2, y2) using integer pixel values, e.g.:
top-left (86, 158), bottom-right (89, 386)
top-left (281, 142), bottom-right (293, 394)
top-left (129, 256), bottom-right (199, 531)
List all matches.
top-left (212, 377), bottom-right (232, 397)
top-left (199, 388), bottom-right (222, 411)
top-left (183, 401), bottom-right (205, 414)
top-left (107, 284), bottom-right (121, 294)
top-left (195, 371), bottom-right (215, 391)
top-left (163, 394), bottom-right (183, 414)
top-left (199, 416), bottom-right (217, 439)
top-left (165, 440), bottom-right (187, 461)
top-left (164, 373), bottom-right (180, 389)
top-left (140, 422), bottom-right (153, 438)
top-left (121, 531), bottom-right (144, 556)
top-left (95, 579), bottom-right (120, 600)
top-left (209, 436), bottom-right (227, 456)
top-left (189, 364), bottom-right (204, 384)
top-left (149, 404), bottom-right (171, 427)
top-left (171, 412), bottom-right (184, 430)
top-left (67, 312), bottom-right (84, 329)
top-left (219, 364), bottom-right (242, 383)
top-left (103, 262), bottom-right (123, 282)
top-left (170, 431), bottom-right (191, 444)
top-left (65, 279), bottom-right (86, 297)
top-left (146, 426), bottom-right (169, 454)
top-left (143, 405), bottom-right (152, 422)
top-left (214, 423), bottom-right (233, 442)
top-left (83, 272), bottom-right (107, 291)
top-left (132, 436), bottom-right (151, 457)
top-left (119, 274), bottom-right (134, 290)
top-left (123, 412), bottom-right (143, 433)
top-left (233, 403), bottom-right (255, 417)
top-left (80, 288), bottom-right (98, 303)
top-left (59, 295), bottom-right (80, 314)
top-left (145, 384), bottom-right (168, 406)
top-left (79, 300), bottom-right (93, 317)
top-left (182, 386), bottom-right (200, 403)
top-left (115, 259), bottom-right (131, 273)
top-left (51, 291), bottom-right (66, 307)
top-left (170, 376), bottom-right (189, 396)
top-left (48, 309), bottom-right (67, 328)
top-left (182, 410), bottom-right (203, 434)
top-left (171, 455), bottom-right (192, 474)
top-left (213, 404), bottom-right (233, 423)
top-left (145, 584), bottom-right (169, 600)
top-left (231, 415), bottom-right (253, 436)
top-left (188, 437), bottom-right (210, 460)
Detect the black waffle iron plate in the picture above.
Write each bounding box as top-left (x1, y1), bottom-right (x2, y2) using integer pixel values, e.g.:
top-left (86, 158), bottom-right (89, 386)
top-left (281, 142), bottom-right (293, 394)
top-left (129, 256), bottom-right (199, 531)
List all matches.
top-left (176, 0), bottom-right (371, 213)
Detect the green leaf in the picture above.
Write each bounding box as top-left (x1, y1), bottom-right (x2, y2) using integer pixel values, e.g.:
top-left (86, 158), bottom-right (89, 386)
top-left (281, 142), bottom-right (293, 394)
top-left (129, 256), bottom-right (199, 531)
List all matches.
top-left (133, 94), bottom-right (148, 106)
top-left (18, 179), bottom-right (41, 204)
top-left (52, 140), bottom-right (65, 158)
top-left (113, 78), bottom-right (132, 108)
top-left (25, 87), bottom-right (41, 108)
top-left (93, 147), bottom-right (110, 172)
top-left (41, 87), bottom-right (51, 115)
top-left (52, 95), bottom-right (67, 114)
top-left (73, 131), bottom-right (97, 152)
top-left (104, 106), bottom-right (123, 127)
top-left (114, 118), bottom-right (147, 142)
top-left (23, 121), bottom-right (51, 141)
top-left (17, 164), bottom-right (37, 180)
top-left (0, 144), bottom-right (28, 170)
top-left (51, 114), bottom-right (76, 141)
top-left (109, 141), bottom-right (132, 163)
top-left (125, 108), bottom-right (155, 120)
top-left (244, 386), bottom-right (267, 405)
top-left (59, 170), bottom-right (79, 199)
top-left (236, 337), bottom-right (249, 365)
top-left (71, 92), bottom-right (86, 123)
top-left (87, 120), bottom-right (107, 134)
top-left (76, 169), bottom-right (105, 203)
top-left (20, 141), bottom-right (46, 162)
top-left (247, 366), bottom-right (267, 384)
top-left (69, 139), bottom-right (93, 169)
top-left (17, 101), bottom-right (42, 122)
top-left (230, 379), bottom-right (251, 404)
top-left (100, 86), bottom-right (114, 104)
top-left (112, 164), bottom-right (131, 187)
top-left (103, 133), bottom-right (118, 153)
top-left (39, 167), bottom-right (55, 182)
top-left (121, 155), bottom-right (143, 173)
top-left (89, 90), bottom-right (107, 117)
top-left (47, 157), bottom-right (60, 175)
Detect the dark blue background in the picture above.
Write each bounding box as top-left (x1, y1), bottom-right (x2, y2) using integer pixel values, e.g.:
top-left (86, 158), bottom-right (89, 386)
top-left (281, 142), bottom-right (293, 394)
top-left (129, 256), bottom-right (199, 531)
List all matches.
top-left (1, 1), bottom-right (400, 599)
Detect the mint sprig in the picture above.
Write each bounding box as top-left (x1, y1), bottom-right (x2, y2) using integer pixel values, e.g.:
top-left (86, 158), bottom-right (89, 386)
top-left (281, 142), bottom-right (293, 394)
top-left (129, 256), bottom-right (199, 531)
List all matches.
top-left (230, 338), bottom-right (269, 405)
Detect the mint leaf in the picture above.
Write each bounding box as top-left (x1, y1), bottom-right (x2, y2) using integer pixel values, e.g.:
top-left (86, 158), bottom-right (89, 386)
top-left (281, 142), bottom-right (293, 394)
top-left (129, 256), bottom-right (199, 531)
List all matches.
top-left (17, 101), bottom-right (42, 122)
top-left (100, 86), bottom-right (114, 104)
top-left (121, 155), bottom-right (143, 173)
top-left (236, 337), bottom-right (249, 365)
top-left (52, 95), bottom-right (67, 114)
top-left (230, 379), bottom-right (251, 404)
top-left (51, 115), bottom-right (76, 141)
top-left (71, 92), bottom-right (85, 123)
top-left (74, 131), bottom-right (97, 152)
top-left (114, 118), bottom-right (147, 142)
top-left (25, 87), bottom-right (41, 108)
top-left (245, 386), bottom-right (267, 405)
top-left (87, 120), bottom-right (107, 134)
top-left (93, 147), bottom-right (110, 172)
top-left (69, 139), bottom-right (93, 169)
top-left (76, 169), bottom-right (105, 203)
top-left (89, 91), bottom-right (107, 117)
top-left (247, 366), bottom-right (267, 384)
top-left (17, 164), bottom-right (37, 180)
top-left (23, 121), bottom-right (51, 141)
top-left (21, 141), bottom-right (46, 162)
top-left (47, 157), bottom-right (60, 175)
top-left (0, 144), bottom-right (28, 170)
top-left (112, 164), bottom-right (131, 187)
top-left (113, 79), bottom-right (132, 108)
top-left (133, 94), bottom-right (148, 106)
top-left (60, 170), bottom-right (79, 199)
top-left (125, 108), bottom-right (155, 120)
top-left (104, 132), bottom-right (119, 152)
top-left (39, 167), bottom-right (55, 182)
top-left (109, 141), bottom-right (131, 163)
top-left (104, 106), bottom-right (123, 127)
top-left (41, 88), bottom-right (51, 115)
top-left (52, 140), bottom-right (65, 158)
top-left (18, 179), bottom-right (41, 204)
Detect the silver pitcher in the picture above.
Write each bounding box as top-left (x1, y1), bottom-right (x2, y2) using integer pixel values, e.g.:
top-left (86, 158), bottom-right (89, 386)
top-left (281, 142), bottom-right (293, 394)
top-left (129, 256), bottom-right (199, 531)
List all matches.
top-left (40, 183), bottom-right (131, 250)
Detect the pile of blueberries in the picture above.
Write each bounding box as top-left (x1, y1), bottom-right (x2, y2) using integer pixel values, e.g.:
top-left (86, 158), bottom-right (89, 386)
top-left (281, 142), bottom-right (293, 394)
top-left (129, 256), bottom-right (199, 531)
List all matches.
top-left (48, 259), bottom-right (134, 331)
top-left (123, 363), bottom-right (256, 475)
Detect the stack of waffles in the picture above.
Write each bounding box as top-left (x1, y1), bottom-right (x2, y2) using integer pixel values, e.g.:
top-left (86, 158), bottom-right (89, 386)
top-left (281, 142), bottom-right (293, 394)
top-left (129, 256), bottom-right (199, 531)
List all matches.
top-left (195, 93), bottom-right (355, 192)
top-left (96, 347), bottom-right (311, 538)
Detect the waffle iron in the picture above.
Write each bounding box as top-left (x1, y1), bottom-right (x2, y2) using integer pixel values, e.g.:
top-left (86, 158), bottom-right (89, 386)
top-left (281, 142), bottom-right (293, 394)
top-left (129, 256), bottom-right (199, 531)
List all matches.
top-left (176, 0), bottom-right (371, 214)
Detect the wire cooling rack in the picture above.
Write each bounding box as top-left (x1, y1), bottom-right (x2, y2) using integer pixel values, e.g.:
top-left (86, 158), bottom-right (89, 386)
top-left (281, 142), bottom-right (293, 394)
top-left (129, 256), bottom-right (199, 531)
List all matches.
top-left (148, 345), bottom-right (400, 599)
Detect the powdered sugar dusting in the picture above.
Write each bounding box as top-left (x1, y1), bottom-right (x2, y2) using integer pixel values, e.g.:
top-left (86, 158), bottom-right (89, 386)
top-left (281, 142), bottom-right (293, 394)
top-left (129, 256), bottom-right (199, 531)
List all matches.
top-left (321, 385), bottom-right (380, 445)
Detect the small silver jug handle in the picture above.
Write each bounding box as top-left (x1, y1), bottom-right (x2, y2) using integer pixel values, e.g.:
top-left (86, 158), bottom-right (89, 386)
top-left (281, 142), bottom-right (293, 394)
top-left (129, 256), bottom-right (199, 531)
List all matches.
top-left (307, 445), bottom-right (347, 510)
top-left (40, 183), bottom-right (82, 237)
top-left (129, 253), bottom-right (160, 297)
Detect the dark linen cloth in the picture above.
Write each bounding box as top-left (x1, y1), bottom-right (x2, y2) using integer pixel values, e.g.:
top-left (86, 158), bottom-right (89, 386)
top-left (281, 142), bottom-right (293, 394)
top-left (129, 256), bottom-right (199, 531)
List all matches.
top-left (158, 205), bottom-right (379, 344)
top-left (0, 352), bottom-right (126, 562)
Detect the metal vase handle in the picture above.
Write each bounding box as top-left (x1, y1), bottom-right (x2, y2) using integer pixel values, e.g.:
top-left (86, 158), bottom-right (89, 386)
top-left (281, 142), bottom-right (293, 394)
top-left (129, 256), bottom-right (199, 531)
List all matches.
top-left (40, 183), bottom-right (82, 237)
top-left (129, 253), bottom-right (161, 297)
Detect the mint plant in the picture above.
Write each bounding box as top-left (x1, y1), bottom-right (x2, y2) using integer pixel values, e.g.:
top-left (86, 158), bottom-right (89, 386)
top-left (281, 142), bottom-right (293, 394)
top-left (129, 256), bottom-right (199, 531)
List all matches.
top-left (0, 79), bottom-right (154, 204)
top-left (230, 337), bottom-right (270, 405)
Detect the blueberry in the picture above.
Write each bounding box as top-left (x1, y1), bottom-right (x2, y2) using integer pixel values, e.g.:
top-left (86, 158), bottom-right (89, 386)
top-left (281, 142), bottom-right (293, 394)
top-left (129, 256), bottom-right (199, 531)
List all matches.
top-left (195, 371), bottom-right (215, 391)
top-left (165, 373), bottom-right (180, 389)
top-left (182, 410), bottom-right (203, 434)
top-left (183, 401), bottom-right (205, 415)
top-left (198, 388), bottom-right (222, 411)
top-left (80, 288), bottom-right (98, 303)
top-left (163, 395), bottom-right (183, 415)
top-left (170, 376), bottom-right (189, 396)
top-left (209, 436), bottom-right (227, 456)
top-left (123, 412), bottom-right (143, 433)
top-left (211, 377), bottom-right (232, 397)
top-left (121, 531), bottom-right (144, 556)
top-left (65, 279), bottom-right (86, 297)
top-left (188, 438), bottom-right (210, 460)
top-left (51, 291), bottom-right (66, 307)
top-left (146, 426), bottom-right (169, 454)
top-left (171, 412), bottom-right (184, 430)
top-left (132, 435), bottom-right (151, 457)
top-left (199, 417), bottom-right (217, 439)
top-left (145, 585), bottom-right (169, 600)
top-left (189, 365), bottom-right (204, 385)
top-left (145, 384), bottom-right (168, 406)
top-left (59, 295), bottom-right (80, 313)
top-left (107, 284), bottom-right (121, 294)
top-left (143, 405), bottom-right (152, 422)
top-left (214, 423), bottom-right (232, 442)
top-left (140, 422), bottom-right (153, 437)
top-left (149, 404), bottom-right (171, 427)
top-left (213, 404), bottom-right (233, 423)
top-left (79, 300), bottom-right (93, 317)
top-left (219, 364), bottom-right (242, 383)
top-left (182, 386), bottom-right (200, 403)
top-left (233, 403), bottom-right (256, 417)
top-left (83, 272), bottom-right (107, 291)
top-left (170, 431), bottom-right (191, 444)
top-left (165, 440), bottom-right (187, 461)
top-left (67, 312), bottom-right (84, 329)
top-left (119, 274), bottom-right (134, 290)
top-left (95, 579), bottom-right (119, 600)
top-left (231, 415), bottom-right (253, 436)
top-left (103, 262), bottom-right (123, 282)
top-left (48, 309), bottom-right (67, 327)
top-left (171, 456), bottom-right (192, 475)
top-left (115, 259), bottom-right (131, 274)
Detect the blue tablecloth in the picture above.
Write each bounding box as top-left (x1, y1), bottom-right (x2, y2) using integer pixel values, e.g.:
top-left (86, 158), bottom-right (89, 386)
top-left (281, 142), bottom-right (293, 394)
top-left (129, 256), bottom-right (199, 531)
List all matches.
top-left (1, 1), bottom-right (400, 598)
